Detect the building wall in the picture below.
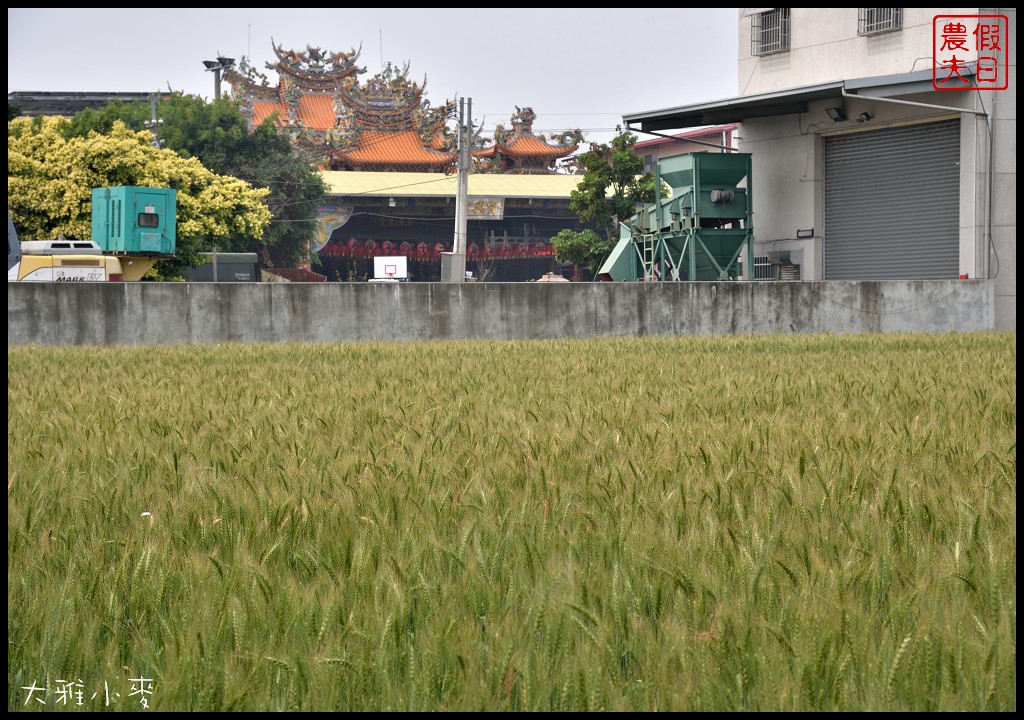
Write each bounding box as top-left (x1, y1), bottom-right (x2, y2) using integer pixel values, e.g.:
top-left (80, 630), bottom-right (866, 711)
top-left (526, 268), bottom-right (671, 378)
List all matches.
top-left (634, 126), bottom-right (738, 163)
top-left (735, 8), bottom-right (1015, 329)
top-left (741, 99), bottom-right (984, 279)
top-left (989, 25), bottom-right (1016, 329)
top-left (738, 8), bottom-right (982, 94)
top-left (8, 280), bottom-right (993, 346)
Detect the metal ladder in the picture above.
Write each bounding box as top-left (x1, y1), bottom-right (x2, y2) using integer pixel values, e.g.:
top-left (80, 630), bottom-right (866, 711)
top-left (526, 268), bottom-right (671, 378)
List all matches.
top-left (639, 234), bottom-right (657, 281)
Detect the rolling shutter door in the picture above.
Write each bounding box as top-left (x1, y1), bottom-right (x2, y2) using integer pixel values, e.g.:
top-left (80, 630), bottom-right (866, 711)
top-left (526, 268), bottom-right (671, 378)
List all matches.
top-left (824, 119), bottom-right (960, 279)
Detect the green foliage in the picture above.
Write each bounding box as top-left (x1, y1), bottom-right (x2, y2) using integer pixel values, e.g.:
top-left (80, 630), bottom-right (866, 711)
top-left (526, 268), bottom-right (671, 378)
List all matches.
top-left (8, 115), bottom-right (272, 279)
top-left (65, 94), bottom-right (328, 269)
top-left (8, 102), bottom-right (22, 121)
top-left (550, 228), bottom-right (610, 276)
top-left (6, 331), bottom-right (1017, 711)
top-left (570, 129), bottom-right (656, 240)
top-left (63, 98), bottom-right (153, 138)
top-left (552, 129), bottom-right (660, 274)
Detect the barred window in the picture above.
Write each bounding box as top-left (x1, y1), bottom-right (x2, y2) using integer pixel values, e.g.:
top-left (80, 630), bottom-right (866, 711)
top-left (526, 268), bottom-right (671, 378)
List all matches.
top-left (858, 8), bottom-right (903, 36)
top-left (751, 8), bottom-right (791, 56)
top-left (753, 256), bottom-right (776, 280)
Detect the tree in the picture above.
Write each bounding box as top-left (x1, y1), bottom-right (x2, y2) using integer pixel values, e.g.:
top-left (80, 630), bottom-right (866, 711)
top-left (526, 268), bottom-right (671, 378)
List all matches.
top-left (66, 94), bottom-right (328, 269)
top-left (8, 115), bottom-right (271, 279)
top-left (548, 229), bottom-right (609, 276)
top-left (551, 128), bottom-right (660, 275)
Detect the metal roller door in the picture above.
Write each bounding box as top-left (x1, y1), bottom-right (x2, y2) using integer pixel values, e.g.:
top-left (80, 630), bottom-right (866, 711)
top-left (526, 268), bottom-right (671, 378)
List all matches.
top-left (824, 119), bottom-right (960, 279)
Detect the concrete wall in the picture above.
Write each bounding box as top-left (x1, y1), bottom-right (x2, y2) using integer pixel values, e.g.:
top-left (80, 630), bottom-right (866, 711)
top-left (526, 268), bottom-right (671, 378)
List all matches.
top-left (8, 280), bottom-right (994, 346)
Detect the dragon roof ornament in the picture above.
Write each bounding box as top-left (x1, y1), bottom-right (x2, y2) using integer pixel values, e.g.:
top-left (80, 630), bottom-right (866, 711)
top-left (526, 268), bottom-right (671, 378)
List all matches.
top-left (269, 39), bottom-right (364, 84)
top-left (222, 41), bottom-right (582, 172)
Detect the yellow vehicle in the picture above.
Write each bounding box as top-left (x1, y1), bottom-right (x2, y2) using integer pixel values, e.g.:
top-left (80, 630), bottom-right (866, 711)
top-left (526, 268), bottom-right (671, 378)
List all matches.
top-left (9, 238), bottom-right (157, 282)
top-left (9, 187), bottom-right (176, 283)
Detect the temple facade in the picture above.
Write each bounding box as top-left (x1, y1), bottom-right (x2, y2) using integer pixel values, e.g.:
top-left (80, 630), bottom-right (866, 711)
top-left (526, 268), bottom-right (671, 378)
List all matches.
top-left (222, 42), bottom-right (590, 281)
top-left (223, 42), bottom-right (582, 174)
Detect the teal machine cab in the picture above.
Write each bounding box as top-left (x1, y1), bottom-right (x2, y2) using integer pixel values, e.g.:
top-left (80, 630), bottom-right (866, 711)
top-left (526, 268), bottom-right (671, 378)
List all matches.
top-left (91, 186), bottom-right (177, 256)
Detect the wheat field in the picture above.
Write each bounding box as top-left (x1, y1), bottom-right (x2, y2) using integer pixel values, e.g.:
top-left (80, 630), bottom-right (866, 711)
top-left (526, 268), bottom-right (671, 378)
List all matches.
top-left (7, 332), bottom-right (1016, 711)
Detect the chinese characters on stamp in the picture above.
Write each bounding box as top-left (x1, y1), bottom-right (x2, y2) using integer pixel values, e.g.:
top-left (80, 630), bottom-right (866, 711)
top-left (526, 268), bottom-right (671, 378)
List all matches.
top-left (933, 14), bottom-right (1009, 90)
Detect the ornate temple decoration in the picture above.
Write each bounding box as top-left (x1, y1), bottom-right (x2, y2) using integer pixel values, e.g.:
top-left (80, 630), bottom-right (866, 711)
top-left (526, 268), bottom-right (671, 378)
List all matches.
top-left (223, 41), bottom-right (364, 167)
top-left (475, 106), bottom-right (583, 174)
top-left (224, 44), bottom-right (583, 174)
top-left (330, 61), bottom-right (458, 172)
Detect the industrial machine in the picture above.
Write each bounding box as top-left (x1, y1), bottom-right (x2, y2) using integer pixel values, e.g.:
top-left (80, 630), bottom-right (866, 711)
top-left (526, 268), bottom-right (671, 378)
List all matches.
top-left (91, 186), bottom-right (177, 255)
top-left (598, 152), bottom-right (754, 281)
top-left (9, 186), bottom-right (177, 282)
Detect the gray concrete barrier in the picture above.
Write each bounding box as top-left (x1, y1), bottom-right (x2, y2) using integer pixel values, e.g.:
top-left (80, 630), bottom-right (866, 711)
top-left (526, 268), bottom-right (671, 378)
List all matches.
top-left (8, 280), bottom-right (994, 346)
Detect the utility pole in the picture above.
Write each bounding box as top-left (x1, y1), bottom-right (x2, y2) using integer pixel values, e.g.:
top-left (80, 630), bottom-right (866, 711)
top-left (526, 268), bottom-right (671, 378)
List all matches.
top-left (442, 97), bottom-right (471, 282)
top-left (145, 92), bottom-right (163, 149)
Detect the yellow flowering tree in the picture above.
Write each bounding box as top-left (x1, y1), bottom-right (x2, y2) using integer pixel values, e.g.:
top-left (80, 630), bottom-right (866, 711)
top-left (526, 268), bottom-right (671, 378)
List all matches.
top-left (8, 116), bottom-right (271, 278)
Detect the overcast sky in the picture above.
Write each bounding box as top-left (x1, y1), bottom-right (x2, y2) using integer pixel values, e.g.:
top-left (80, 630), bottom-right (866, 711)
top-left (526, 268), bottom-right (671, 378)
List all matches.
top-left (8, 8), bottom-right (739, 148)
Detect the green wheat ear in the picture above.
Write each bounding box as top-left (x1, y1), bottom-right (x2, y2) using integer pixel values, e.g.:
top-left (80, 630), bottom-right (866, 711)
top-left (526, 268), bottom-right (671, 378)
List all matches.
top-left (4, 332), bottom-right (1017, 710)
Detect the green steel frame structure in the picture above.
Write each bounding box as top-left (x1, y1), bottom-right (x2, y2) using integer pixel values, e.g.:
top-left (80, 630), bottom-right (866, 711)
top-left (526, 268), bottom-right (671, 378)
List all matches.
top-left (599, 152), bottom-right (754, 282)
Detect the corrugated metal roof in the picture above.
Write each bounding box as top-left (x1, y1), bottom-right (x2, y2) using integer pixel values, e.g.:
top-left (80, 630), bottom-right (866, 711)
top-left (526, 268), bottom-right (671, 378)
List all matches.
top-left (623, 67), bottom-right (978, 132)
top-left (623, 80), bottom-right (846, 132)
top-left (321, 171), bottom-right (582, 199)
top-left (7, 91), bottom-right (170, 118)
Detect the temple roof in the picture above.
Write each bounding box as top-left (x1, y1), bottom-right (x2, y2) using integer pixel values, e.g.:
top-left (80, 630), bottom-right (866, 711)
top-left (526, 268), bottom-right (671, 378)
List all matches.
top-left (269, 40), bottom-right (363, 88)
top-left (225, 44), bottom-right (581, 173)
top-left (331, 129), bottom-right (456, 169)
top-left (478, 133), bottom-right (575, 160)
top-left (473, 106), bottom-right (582, 173)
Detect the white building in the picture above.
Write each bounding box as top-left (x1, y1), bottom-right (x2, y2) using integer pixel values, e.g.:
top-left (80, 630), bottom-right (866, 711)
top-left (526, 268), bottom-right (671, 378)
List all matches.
top-left (623, 8), bottom-right (1015, 329)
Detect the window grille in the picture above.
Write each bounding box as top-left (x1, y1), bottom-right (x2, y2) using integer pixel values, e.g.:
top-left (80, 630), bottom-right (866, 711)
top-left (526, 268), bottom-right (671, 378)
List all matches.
top-left (858, 8), bottom-right (902, 36)
top-left (751, 8), bottom-right (791, 56)
top-left (753, 256), bottom-right (776, 280)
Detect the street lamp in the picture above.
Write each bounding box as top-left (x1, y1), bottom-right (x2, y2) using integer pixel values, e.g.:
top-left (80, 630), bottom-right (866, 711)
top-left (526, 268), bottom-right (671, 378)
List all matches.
top-left (202, 55), bottom-right (235, 101)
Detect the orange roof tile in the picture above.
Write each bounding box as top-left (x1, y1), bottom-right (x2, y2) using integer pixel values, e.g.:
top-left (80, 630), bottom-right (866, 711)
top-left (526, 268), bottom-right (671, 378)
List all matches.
top-left (505, 135), bottom-right (575, 159)
top-left (253, 100), bottom-right (286, 127)
top-left (335, 130), bottom-right (457, 166)
top-left (297, 94), bottom-right (336, 131)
